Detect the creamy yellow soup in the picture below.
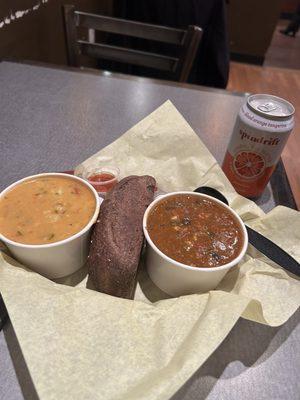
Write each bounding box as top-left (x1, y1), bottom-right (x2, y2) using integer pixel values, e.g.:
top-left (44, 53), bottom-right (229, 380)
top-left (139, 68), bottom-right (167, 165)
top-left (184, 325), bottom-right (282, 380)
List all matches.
top-left (0, 176), bottom-right (96, 244)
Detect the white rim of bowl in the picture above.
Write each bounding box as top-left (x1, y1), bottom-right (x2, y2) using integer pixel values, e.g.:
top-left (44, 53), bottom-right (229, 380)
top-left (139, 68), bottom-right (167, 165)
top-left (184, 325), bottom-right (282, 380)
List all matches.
top-left (0, 173), bottom-right (101, 248)
top-left (143, 191), bottom-right (248, 272)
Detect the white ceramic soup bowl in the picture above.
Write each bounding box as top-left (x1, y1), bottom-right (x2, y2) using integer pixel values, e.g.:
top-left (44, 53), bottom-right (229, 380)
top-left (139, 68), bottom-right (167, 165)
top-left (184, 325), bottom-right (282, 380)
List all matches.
top-left (143, 192), bottom-right (248, 297)
top-left (0, 173), bottom-right (101, 279)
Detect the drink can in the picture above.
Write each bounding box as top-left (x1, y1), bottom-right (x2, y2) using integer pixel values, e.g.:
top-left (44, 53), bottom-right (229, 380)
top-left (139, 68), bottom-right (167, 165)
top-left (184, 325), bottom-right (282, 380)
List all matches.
top-left (222, 94), bottom-right (295, 198)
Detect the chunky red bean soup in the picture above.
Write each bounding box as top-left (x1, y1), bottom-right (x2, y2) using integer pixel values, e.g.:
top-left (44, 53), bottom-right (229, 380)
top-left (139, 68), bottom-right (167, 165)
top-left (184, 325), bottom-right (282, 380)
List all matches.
top-left (146, 194), bottom-right (244, 268)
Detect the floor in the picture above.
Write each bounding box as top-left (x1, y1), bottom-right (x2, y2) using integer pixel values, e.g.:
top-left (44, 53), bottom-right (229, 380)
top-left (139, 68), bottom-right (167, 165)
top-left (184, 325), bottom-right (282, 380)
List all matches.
top-left (264, 19), bottom-right (300, 69)
top-left (227, 21), bottom-right (300, 209)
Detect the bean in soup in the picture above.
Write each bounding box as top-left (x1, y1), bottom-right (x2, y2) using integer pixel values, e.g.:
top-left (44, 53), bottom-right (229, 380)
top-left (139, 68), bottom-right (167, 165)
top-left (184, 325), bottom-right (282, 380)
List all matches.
top-left (0, 176), bottom-right (96, 244)
top-left (147, 194), bottom-right (244, 268)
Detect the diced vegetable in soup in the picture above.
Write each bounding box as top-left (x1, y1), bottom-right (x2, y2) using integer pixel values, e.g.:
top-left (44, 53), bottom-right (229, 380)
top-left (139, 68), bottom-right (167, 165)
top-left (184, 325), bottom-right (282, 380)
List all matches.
top-left (147, 194), bottom-right (244, 268)
top-left (0, 176), bottom-right (96, 244)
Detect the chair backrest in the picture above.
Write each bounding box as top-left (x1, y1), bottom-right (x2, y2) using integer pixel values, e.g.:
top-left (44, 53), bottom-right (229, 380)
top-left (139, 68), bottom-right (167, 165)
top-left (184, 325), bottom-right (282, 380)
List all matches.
top-left (62, 5), bottom-right (202, 82)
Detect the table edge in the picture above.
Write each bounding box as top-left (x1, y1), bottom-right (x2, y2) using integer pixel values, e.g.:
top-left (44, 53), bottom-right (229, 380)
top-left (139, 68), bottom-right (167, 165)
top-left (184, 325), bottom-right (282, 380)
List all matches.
top-left (0, 57), bottom-right (248, 97)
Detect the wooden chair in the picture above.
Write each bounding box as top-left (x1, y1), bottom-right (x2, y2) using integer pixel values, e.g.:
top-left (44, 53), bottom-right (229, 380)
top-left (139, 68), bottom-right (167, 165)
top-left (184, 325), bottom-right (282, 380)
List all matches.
top-left (62, 5), bottom-right (202, 82)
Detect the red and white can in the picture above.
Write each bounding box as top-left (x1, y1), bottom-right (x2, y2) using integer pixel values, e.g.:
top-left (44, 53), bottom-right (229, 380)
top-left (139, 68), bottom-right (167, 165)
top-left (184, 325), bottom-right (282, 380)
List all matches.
top-left (222, 94), bottom-right (295, 198)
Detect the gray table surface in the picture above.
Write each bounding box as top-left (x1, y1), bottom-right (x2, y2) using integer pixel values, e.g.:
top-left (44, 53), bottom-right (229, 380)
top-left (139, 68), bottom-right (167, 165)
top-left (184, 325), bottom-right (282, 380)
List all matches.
top-left (0, 61), bottom-right (299, 400)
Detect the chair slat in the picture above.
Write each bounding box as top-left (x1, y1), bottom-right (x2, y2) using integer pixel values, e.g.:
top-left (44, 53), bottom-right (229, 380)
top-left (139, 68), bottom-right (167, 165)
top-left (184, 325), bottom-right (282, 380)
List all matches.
top-left (79, 41), bottom-right (178, 71)
top-left (176, 26), bottom-right (203, 82)
top-left (76, 11), bottom-right (185, 45)
top-left (63, 5), bottom-right (202, 82)
top-left (63, 5), bottom-right (80, 66)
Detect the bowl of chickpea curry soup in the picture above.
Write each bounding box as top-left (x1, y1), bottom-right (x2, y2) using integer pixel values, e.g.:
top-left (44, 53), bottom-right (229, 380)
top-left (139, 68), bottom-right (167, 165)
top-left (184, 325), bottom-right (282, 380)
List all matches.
top-left (0, 173), bottom-right (101, 278)
top-left (143, 192), bottom-right (248, 296)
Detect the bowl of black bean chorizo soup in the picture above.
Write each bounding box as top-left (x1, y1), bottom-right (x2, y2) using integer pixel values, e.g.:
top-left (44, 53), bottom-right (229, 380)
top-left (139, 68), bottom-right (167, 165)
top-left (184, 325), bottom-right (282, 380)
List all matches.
top-left (0, 173), bottom-right (101, 279)
top-left (143, 192), bottom-right (248, 296)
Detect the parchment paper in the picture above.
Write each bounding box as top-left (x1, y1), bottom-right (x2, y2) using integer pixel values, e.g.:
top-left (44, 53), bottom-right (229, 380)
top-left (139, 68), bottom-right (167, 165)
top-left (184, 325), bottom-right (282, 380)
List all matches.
top-left (0, 101), bottom-right (299, 400)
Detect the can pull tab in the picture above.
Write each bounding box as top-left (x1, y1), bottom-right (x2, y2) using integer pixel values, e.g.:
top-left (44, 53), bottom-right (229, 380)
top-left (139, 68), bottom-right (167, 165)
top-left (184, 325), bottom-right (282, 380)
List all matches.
top-left (258, 102), bottom-right (278, 113)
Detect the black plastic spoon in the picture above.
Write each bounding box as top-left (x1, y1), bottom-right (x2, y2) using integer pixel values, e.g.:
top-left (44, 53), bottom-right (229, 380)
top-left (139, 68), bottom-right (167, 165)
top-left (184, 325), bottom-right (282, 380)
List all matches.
top-left (0, 295), bottom-right (8, 332)
top-left (194, 186), bottom-right (300, 277)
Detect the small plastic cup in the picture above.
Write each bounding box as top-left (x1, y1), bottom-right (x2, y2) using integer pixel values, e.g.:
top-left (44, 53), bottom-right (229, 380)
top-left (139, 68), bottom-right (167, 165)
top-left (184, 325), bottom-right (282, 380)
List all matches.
top-left (83, 166), bottom-right (120, 197)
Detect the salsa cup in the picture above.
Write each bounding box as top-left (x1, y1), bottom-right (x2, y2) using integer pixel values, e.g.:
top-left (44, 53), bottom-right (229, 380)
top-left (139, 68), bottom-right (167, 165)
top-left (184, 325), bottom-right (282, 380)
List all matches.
top-left (143, 192), bottom-right (248, 297)
top-left (82, 166), bottom-right (120, 197)
top-left (0, 173), bottom-right (101, 279)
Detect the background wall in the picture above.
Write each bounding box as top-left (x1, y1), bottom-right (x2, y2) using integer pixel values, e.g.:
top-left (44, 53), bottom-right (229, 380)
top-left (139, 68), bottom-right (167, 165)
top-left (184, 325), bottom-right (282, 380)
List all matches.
top-left (0, 0), bottom-right (112, 65)
top-left (227, 0), bottom-right (282, 64)
top-left (1, 1), bottom-right (295, 68)
top-left (281, 0), bottom-right (299, 16)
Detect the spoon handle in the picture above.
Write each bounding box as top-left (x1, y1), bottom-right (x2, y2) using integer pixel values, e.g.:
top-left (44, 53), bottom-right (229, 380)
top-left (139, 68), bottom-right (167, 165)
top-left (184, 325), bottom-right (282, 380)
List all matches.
top-left (0, 295), bottom-right (8, 332)
top-left (193, 186), bottom-right (300, 277)
top-left (246, 225), bottom-right (300, 277)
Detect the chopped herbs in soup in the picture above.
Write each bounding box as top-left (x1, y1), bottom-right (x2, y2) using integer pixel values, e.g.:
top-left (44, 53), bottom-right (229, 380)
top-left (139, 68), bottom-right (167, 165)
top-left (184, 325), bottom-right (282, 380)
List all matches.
top-left (147, 194), bottom-right (244, 268)
top-left (0, 176), bottom-right (96, 244)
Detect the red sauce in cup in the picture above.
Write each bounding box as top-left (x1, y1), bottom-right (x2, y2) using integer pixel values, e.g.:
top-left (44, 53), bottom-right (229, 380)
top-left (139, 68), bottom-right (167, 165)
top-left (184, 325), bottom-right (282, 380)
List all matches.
top-left (89, 173), bottom-right (114, 183)
top-left (88, 172), bottom-right (117, 193)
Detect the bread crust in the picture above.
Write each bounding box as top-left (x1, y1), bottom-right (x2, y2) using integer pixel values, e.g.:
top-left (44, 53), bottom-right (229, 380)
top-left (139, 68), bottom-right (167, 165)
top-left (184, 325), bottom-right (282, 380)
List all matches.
top-left (87, 175), bottom-right (156, 299)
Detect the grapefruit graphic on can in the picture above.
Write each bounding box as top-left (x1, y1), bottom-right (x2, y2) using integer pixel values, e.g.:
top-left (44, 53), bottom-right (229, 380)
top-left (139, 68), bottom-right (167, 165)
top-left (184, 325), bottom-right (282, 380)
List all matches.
top-left (222, 94), bottom-right (295, 198)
